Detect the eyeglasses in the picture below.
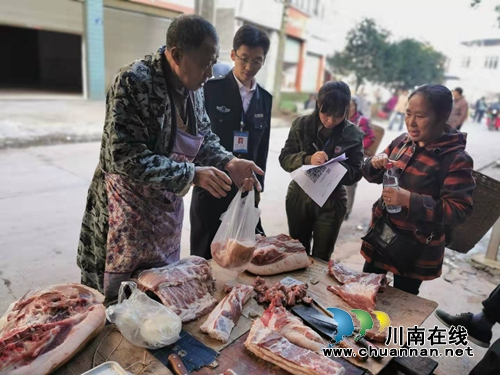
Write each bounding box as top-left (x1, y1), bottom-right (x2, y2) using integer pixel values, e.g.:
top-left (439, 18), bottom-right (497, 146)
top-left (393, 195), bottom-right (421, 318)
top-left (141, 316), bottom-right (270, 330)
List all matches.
top-left (234, 51), bottom-right (265, 68)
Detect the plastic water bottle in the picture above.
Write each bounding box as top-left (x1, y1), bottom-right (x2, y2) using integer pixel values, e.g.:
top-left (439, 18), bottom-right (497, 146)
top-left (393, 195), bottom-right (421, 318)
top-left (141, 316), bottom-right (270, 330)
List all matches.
top-left (383, 162), bottom-right (402, 214)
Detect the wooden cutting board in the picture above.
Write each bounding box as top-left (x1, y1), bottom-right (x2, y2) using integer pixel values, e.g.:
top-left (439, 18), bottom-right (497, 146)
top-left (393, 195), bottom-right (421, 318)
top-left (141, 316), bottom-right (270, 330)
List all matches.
top-left (191, 332), bottom-right (367, 375)
top-left (187, 259), bottom-right (438, 375)
top-left (55, 324), bottom-right (173, 375)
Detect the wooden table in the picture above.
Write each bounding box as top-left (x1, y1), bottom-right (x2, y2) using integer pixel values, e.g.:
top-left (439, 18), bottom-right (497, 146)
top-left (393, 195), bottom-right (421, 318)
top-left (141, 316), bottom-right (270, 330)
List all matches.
top-left (60, 258), bottom-right (438, 375)
top-left (54, 325), bottom-right (173, 375)
top-left (185, 259), bottom-right (438, 375)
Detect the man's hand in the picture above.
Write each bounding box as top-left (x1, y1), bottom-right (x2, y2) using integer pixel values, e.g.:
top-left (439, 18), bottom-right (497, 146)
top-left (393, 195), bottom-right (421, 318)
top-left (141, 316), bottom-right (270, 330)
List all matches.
top-left (225, 159), bottom-right (264, 192)
top-left (311, 151), bottom-right (328, 165)
top-left (371, 153), bottom-right (394, 169)
top-left (382, 187), bottom-right (411, 208)
top-left (193, 166), bottom-right (232, 198)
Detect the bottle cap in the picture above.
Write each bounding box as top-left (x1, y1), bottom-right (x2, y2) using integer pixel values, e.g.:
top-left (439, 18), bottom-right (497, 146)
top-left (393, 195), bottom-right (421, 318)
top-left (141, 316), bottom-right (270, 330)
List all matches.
top-left (386, 162), bottom-right (393, 169)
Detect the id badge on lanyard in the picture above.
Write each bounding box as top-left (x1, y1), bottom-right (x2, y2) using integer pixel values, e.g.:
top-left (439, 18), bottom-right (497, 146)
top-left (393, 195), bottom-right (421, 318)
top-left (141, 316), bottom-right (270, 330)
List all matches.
top-left (233, 113), bottom-right (249, 153)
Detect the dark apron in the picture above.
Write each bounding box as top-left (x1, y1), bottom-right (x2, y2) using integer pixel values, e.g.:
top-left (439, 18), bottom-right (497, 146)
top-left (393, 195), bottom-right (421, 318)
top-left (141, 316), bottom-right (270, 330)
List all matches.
top-left (103, 127), bottom-right (204, 298)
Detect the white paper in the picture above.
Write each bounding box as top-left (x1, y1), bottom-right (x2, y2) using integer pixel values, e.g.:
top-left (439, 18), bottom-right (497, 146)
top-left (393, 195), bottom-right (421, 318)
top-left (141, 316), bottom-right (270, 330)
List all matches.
top-left (301, 153), bottom-right (348, 171)
top-left (290, 154), bottom-right (348, 207)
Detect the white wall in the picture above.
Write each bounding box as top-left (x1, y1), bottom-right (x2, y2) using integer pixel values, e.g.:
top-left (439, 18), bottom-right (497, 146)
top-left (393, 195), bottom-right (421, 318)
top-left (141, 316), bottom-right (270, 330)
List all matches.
top-left (235, 0), bottom-right (282, 31)
top-left (447, 42), bottom-right (500, 102)
top-left (0, 0), bottom-right (83, 34)
top-left (104, 8), bottom-right (172, 89)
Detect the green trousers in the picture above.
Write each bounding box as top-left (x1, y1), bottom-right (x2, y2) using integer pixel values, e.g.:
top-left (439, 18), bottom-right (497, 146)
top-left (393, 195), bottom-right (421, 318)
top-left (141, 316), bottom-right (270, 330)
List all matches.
top-left (285, 182), bottom-right (347, 261)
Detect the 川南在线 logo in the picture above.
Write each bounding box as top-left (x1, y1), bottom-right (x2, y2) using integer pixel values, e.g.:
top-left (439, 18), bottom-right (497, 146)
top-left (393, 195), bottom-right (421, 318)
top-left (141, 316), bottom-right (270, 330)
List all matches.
top-left (326, 307), bottom-right (391, 344)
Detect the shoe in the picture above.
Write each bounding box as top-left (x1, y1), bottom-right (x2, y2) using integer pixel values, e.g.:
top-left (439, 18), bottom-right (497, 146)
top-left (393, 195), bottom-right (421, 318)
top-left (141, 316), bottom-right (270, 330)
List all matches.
top-left (434, 309), bottom-right (491, 348)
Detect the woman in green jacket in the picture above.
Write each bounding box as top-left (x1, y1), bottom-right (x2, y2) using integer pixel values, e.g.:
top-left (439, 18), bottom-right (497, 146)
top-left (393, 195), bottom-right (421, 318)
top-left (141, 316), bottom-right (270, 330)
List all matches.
top-left (279, 81), bottom-right (364, 261)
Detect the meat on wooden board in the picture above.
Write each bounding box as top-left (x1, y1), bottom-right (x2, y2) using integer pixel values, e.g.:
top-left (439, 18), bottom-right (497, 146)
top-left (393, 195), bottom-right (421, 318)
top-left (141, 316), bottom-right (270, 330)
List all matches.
top-left (260, 298), bottom-right (326, 352)
top-left (200, 284), bottom-right (254, 343)
top-left (0, 284), bottom-right (106, 375)
top-left (245, 319), bottom-right (346, 375)
top-left (211, 239), bottom-right (256, 270)
top-left (138, 256), bottom-right (217, 323)
top-left (246, 234), bottom-right (310, 276)
top-left (327, 260), bottom-right (387, 311)
top-left (253, 277), bottom-right (313, 307)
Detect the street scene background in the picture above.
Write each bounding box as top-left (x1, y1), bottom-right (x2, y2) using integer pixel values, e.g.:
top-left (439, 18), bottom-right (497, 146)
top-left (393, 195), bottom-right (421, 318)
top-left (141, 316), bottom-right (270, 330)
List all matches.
top-left (2, 1), bottom-right (500, 374)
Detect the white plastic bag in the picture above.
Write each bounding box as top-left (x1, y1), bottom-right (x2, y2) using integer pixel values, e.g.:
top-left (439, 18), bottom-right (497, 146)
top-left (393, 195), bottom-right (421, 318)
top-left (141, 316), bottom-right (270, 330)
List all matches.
top-left (211, 188), bottom-right (261, 273)
top-left (105, 281), bottom-right (182, 349)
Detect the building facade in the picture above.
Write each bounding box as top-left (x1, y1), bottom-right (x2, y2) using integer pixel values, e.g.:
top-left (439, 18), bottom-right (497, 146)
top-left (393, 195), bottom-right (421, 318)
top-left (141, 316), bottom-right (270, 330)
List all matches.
top-left (0, 0), bottom-right (333, 98)
top-left (216, 0), bottom-right (335, 94)
top-left (445, 38), bottom-right (500, 103)
top-left (0, 0), bottom-right (189, 98)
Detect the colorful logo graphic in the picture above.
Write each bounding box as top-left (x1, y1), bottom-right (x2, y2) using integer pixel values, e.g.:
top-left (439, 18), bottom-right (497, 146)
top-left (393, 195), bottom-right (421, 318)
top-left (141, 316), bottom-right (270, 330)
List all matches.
top-left (326, 307), bottom-right (391, 343)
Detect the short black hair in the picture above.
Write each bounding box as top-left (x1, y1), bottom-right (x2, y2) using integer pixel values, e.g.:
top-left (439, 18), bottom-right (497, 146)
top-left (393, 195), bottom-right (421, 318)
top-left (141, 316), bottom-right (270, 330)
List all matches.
top-left (166, 15), bottom-right (218, 51)
top-left (233, 25), bottom-right (270, 56)
top-left (409, 84), bottom-right (453, 122)
top-left (454, 87), bottom-right (463, 95)
top-left (316, 81), bottom-right (351, 118)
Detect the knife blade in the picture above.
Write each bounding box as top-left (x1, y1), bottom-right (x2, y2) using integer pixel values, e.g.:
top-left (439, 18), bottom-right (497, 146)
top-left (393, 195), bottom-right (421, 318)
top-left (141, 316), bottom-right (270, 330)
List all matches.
top-left (168, 353), bottom-right (190, 375)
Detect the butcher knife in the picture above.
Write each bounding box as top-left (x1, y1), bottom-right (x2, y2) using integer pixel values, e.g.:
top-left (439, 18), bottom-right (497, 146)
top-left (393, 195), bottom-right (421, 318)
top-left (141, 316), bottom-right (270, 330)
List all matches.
top-left (291, 303), bottom-right (338, 340)
top-left (168, 353), bottom-right (190, 375)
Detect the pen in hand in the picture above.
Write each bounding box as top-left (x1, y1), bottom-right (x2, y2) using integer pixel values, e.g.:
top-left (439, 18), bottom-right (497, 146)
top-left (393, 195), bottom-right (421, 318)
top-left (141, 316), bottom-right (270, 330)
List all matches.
top-left (312, 143), bottom-right (319, 151)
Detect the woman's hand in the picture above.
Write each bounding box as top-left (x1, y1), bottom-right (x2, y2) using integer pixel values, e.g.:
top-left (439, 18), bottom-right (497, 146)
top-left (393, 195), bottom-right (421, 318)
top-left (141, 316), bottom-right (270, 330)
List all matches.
top-left (382, 187), bottom-right (411, 208)
top-left (371, 153), bottom-right (393, 169)
top-left (311, 151), bottom-right (329, 165)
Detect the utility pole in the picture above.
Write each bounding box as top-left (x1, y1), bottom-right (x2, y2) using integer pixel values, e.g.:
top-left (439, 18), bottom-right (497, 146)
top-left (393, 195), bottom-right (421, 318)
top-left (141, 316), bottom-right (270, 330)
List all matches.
top-left (195, 0), bottom-right (216, 25)
top-left (272, 0), bottom-right (290, 114)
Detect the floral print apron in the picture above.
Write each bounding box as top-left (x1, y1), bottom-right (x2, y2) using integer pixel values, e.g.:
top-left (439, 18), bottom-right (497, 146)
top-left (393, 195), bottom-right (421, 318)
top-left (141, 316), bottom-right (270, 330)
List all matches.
top-left (103, 127), bottom-right (204, 298)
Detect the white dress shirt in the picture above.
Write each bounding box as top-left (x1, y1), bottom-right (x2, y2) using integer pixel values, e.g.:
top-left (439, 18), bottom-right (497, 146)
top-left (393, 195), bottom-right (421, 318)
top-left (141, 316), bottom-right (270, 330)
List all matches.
top-left (233, 71), bottom-right (257, 113)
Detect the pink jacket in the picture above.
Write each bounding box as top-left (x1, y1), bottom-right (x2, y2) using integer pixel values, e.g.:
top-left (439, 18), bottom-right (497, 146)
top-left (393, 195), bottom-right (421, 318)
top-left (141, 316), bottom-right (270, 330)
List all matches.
top-left (350, 112), bottom-right (375, 150)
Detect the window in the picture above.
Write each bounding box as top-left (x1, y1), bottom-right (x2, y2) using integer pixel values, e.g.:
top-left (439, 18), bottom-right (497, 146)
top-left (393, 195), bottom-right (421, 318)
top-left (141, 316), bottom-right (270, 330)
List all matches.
top-left (313, 0), bottom-right (320, 15)
top-left (462, 57), bottom-right (471, 68)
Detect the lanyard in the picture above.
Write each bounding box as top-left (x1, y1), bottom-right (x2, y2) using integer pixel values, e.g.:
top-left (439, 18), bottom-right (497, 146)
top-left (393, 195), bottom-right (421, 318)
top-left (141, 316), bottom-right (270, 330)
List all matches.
top-left (240, 112), bottom-right (245, 132)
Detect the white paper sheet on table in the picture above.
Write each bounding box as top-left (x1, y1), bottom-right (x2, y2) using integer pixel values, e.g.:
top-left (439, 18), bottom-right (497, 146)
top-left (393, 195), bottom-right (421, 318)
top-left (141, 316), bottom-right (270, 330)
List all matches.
top-left (290, 153), bottom-right (348, 207)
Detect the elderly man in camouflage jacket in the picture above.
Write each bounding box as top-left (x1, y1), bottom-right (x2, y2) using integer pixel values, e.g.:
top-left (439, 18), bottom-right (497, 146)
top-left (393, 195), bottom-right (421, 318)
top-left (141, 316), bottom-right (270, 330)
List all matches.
top-left (77, 15), bottom-right (263, 300)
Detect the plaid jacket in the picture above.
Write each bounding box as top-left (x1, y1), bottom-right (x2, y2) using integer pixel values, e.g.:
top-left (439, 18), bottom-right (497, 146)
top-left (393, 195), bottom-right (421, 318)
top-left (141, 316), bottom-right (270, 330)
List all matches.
top-left (361, 127), bottom-right (475, 280)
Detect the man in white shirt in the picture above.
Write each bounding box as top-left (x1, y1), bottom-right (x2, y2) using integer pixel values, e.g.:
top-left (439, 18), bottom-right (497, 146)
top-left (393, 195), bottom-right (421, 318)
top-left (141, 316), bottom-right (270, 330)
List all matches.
top-left (190, 24), bottom-right (272, 259)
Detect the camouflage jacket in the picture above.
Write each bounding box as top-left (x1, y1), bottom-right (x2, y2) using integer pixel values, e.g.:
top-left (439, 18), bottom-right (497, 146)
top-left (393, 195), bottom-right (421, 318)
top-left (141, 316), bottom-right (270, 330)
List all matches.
top-left (77, 46), bottom-right (234, 293)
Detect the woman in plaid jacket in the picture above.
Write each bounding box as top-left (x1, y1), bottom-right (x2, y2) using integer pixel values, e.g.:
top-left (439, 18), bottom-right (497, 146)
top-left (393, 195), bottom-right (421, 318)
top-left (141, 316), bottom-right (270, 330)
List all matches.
top-left (361, 84), bottom-right (476, 295)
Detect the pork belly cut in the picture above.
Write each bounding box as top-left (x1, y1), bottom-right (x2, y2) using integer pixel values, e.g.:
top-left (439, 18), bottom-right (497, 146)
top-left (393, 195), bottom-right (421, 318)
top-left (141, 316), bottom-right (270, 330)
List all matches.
top-left (200, 284), bottom-right (254, 343)
top-left (245, 319), bottom-right (345, 375)
top-left (246, 234), bottom-right (310, 276)
top-left (260, 298), bottom-right (326, 352)
top-left (138, 256), bottom-right (217, 322)
top-left (326, 260), bottom-right (387, 311)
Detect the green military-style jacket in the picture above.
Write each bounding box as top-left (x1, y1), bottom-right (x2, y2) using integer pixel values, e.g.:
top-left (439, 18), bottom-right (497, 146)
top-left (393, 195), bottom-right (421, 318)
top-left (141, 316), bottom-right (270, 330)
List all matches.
top-left (77, 46), bottom-right (234, 292)
top-left (279, 114), bottom-right (365, 200)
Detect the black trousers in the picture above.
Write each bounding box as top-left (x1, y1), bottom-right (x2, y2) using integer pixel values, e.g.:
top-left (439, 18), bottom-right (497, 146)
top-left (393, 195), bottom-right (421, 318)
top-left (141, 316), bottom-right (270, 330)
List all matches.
top-left (363, 261), bottom-right (423, 295)
top-left (285, 185), bottom-right (346, 262)
top-left (470, 338), bottom-right (500, 374)
top-left (482, 284), bottom-right (500, 325)
top-left (189, 185), bottom-right (264, 260)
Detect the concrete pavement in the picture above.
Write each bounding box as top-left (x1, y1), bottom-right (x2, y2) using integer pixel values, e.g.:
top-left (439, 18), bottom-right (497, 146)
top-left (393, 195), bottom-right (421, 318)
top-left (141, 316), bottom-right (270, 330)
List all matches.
top-left (0, 119), bottom-right (499, 374)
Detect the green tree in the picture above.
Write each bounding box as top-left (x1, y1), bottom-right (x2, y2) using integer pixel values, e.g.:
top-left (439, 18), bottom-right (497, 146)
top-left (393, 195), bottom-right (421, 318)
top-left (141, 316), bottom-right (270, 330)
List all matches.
top-left (327, 18), bottom-right (390, 90)
top-left (388, 39), bottom-right (447, 89)
top-left (470, 0), bottom-right (500, 24)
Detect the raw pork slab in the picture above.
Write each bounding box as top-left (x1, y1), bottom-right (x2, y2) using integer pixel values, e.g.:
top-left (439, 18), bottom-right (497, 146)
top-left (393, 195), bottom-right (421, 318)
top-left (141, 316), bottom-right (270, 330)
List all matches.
top-left (245, 319), bottom-right (345, 375)
top-left (246, 234), bottom-right (310, 276)
top-left (260, 299), bottom-right (326, 352)
top-left (0, 284), bottom-right (105, 375)
top-left (200, 284), bottom-right (254, 343)
top-left (138, 256), bottom-right (217, 323)
top-left (327, 260), bottom-right (387, 311)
